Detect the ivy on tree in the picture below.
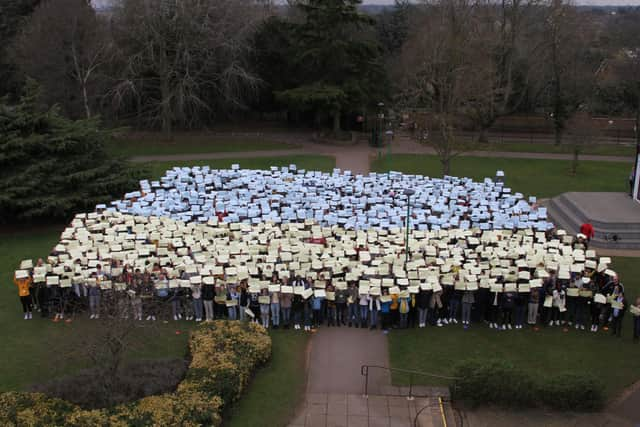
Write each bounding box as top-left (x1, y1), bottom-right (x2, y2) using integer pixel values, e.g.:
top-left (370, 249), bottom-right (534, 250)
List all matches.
top-left (0, 80), bottom-right (140, 224)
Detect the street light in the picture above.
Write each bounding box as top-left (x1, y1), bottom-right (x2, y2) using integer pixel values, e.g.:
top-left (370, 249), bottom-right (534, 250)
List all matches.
top-left (404, 189), bottom-right (415, 266)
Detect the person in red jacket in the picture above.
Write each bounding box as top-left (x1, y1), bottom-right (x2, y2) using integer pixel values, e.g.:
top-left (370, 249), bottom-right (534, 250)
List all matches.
top-left (580, 223), bottom-right (595, 242)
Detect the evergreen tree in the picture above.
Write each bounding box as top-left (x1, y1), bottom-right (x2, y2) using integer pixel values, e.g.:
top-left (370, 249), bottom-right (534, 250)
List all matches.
top-left (276, 0), bottom-right (386, 133)
top-left (0, 81), bottom-right (141, 224)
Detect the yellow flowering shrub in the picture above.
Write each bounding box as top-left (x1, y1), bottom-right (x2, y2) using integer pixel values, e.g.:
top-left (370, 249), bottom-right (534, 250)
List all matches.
top-left (0, 321), bottom-right (271, 426)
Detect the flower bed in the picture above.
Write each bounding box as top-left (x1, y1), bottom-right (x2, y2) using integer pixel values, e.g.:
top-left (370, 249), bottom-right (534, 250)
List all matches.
top-left (0, 321), bottom-right (271, 426)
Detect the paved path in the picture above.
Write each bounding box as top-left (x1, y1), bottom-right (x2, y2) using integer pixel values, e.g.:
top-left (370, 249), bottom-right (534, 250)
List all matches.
top-left (306, 327), bottom-right (389, 395)
top-left (290, 327), bottom-right (451, 427)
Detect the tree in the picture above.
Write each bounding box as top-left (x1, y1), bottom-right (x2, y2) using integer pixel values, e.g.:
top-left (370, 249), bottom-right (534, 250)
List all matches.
top-left (110, 0), bottom-right (268, 139)
top-left (462, 0), bottom-right (544, 143)
top-left (565, 110), bottom-right (599, 175)
top-left (0, 80), bottom-right (140, 224)
top-left (0, 0), bottom-right (41, 97)
top-left (376, 0), bottom-right (411, 59)
top-left (276, 0), bottom-right (386, 134)
top-left (396, 0), bottom-right (481, 174)
top-left (11, 0), bottom-right (114, 119)
top-left (538, 0), bottom-right (599, 145)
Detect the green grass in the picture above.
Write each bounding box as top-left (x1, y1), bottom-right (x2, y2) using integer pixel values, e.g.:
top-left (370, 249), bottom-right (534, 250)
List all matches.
top-left (225, 331), bottom-right (309, 427)
top-left (142, 155), bottom-right (336, 180)
top-left (372, 154), bottom-right (629, 199)
top-left (475, 140), bottom-right (635, 157)
top-left (106, 133), bottom-right (300, 158)
top-left (388, 256), bottom-right (640, 399)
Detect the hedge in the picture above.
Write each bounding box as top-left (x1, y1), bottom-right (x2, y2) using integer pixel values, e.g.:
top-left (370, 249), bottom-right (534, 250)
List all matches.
top-left (450, 359), bottom-right (605, 412)
top-left (0, 320), bottom-right (271, 426)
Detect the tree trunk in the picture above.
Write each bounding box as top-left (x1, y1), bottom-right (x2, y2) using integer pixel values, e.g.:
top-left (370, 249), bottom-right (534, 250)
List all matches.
top-left (160, 77), bottom-right (172, 141)
top-left (571, 146), bottom-right (579, 176)
top-left (477, 127), bottom-right (489, 144)
top-left (333, 109), bottom-right (341, 134)
top-left (82, 82), bottom-right (91, 119)
top-left (441, 157), bottom-right (451, 176)
top-left (554, 121), bottom-right (563, 146)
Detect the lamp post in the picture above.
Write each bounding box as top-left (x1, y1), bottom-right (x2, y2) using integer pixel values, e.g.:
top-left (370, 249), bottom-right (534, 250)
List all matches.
top-left (404, 189), bottom-right (415, 266)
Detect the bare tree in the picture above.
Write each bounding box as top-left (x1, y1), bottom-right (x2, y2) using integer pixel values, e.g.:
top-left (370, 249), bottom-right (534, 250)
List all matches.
top-left (12, 0), bottom-right (113, 119)
top-left (538, 0), bottom-right (598, 145)
top-left (396, 0), bottom-right (481, 175)
top-left (464, 0), bottom-right (544, 143)
top-left (565, 110), bottom-right (599, 175)
top-left (110, 0), bottom-right (270, 139)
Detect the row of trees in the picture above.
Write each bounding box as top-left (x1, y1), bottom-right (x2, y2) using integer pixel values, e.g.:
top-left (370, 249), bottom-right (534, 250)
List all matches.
top-left (2, 1), bottom-right (639, 146)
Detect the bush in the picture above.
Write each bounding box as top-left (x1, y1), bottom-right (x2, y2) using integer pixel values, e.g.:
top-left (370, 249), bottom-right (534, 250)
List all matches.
top-left (539, 373), bottom-right (605, 411)
top-left (451, 359), bottom-right (605, 412)
top-left (451, 359), bottom-right (535, 407)
top-left (0, 320), bottom-right (271, 426)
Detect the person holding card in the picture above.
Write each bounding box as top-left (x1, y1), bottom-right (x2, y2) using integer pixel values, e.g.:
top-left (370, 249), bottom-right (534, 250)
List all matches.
top-left (380, 289), bottom-right (392, 334)
top-left (228, 285), bottom-right (240, 321)
top-left (336, 286), bottom-right (348, 326)
top-left (461, 289), bottom-right (475, 329)
top-left (527, 285), bottom-right (540, 328)
top-left (610, 286), bottom-right (626, 338)
top-left (269, 286), bottom-right (280, 328)
top-left (14, 271), bottom-right (33, 320)
top-left (416, 287), bottom-right (431, 328)
top-left (248, 288), bottom-right (260, 325)
top-left (369, 293), bottom-right (381, 330)
top-left (358, 290), bottom-right (370, 329)
top-left (398, 291), bottom-right (412, 329)
top-left (632, 297), bottom-right (640, 342)
top-left (239, 281), bottom-right (249, 322)
top-left (88, 273), bottom-right (101, 320)
top-left (280, 282), bottom-right (292, 329)
top-left (326, 284), bottom-right (337, 327)
top-left (430, 285), bottom-right (444, 327)
top-left (551, 282), bottom-right (566, 327)
top-left (313, 290), bottom-right (325, 328)
top-left (259, 288), bottom-right (271, 328)
top-left (347, 282), bottom-right (359, 327)
top-left (202, 279), bottom-right (215, 321)
top-left (292, 292), bottom-right (303, 330)
top-left (501, 288), bottom-right (515, 330)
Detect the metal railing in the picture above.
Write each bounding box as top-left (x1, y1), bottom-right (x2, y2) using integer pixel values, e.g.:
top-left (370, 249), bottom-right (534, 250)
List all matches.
top-left (360, 364), bottom-right (459, 400)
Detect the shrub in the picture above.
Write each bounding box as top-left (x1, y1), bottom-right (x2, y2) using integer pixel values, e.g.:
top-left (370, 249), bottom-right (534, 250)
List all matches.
top-left (0, 320), bottom-right (271, 426)
top-left (451, 359), bottom-right (535, 407)
top-left (451, 359), bottom-right (605, 412)
top-left (539, 373), bottom-right (605, 411)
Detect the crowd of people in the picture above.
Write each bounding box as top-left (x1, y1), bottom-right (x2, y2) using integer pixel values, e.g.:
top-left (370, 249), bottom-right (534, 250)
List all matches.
top-left (106, 166), bottom-right (552, 231)
top-left (13, 210), bottom-right (640, 340)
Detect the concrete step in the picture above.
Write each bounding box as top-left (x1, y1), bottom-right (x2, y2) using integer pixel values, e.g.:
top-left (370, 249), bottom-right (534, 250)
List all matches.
top-left (547, 193), bottom-right (640, 249)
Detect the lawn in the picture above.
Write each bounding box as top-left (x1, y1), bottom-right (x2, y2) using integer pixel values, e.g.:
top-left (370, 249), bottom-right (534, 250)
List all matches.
top-left (371, 154), bottom-right (629, 199)
top-left (225, 331), bottom-right (309, 427)
top-left (142, 155), bottom-right (336, 180)
top-left (388, 256), bottom-right (640, 399)
top-left (106, 132), bottom-right (300, 158)
top-left (474, 140), bottom-right (636, 157)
